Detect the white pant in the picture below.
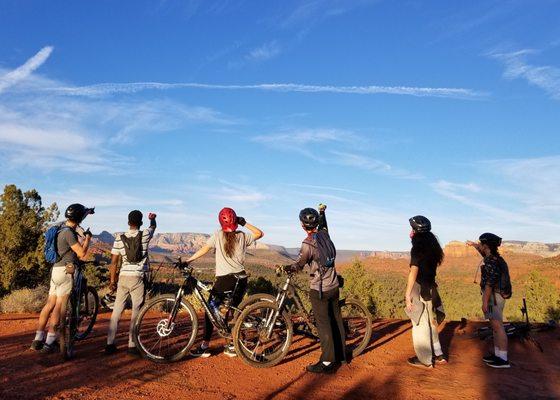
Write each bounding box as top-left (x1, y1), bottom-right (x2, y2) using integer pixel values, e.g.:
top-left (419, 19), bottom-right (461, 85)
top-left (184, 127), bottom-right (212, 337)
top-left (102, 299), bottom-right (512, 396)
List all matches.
top-left (107, 275), bottom-right (145, 347)
top-left (411, 295), bottom-right (443, 365)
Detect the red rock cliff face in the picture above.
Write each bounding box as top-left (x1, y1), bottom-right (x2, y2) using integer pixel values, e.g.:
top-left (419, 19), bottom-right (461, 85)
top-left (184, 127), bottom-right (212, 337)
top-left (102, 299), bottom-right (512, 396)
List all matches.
top-left (444, 241), bottom-right (479, 257)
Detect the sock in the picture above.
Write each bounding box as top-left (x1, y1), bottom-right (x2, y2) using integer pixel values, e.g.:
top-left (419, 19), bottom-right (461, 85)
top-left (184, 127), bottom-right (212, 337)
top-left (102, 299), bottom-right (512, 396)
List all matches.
top-left (494, 346), bottom-right (499, 356)
top-left (322, 361), bottom-right (332, 366)
top-left (496, 349), bottom-right (508, 361)
top-left (45, 332), bottom-right (57, 345)
top-left (433, 342), bottom-right (443, 356)
top-left (34, 331), bottom-right (45, 341)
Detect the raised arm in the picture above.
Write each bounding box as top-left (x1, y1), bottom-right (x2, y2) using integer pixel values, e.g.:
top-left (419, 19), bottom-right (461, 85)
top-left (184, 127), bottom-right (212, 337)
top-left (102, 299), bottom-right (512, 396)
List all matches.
top-left (236, 216), bottom-right (264, 240)
top-left (318, 203), bottom-right (328, 232)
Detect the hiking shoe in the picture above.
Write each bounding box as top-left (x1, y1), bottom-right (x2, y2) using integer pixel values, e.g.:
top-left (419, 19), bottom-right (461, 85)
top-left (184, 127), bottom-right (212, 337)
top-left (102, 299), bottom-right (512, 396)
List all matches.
top-left (486, 357), bottom-right (511, 369)
top-left (40, 341), bottom-right (59, 354)
top-left (30, 340), bottom-right (44, 351)
top-left (127, 347), bottom-right (140, 356)
top-left (105, 344), bottom-right (117, 355)
top-left (190, 345), bottom-right (211, 358)
top-left (306, 361), bottom-right (337, 374)
top-left (223, 345), bottom-right (237, 358)
top-left (482, 353), bottom-right (499, 363)
top-left (434, 355), bottom-right (448, 364)
top-left (407, 356), bottom-right (433, 369)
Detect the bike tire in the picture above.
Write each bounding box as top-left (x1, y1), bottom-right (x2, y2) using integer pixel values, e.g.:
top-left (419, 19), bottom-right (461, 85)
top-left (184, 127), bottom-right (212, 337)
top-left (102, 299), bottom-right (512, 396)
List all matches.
top-left (340, 298), bottom-right (373, 358)
top-left (133, 294), bottom-right (198, 364)
top-left (59, 296), bottom-right (76, 361)
top-left (233, 301), bottom-right (293, 368)
top-left (75, 286), bottom-right (99, 340)
top-left (233, 293), bottom-right (276, 322)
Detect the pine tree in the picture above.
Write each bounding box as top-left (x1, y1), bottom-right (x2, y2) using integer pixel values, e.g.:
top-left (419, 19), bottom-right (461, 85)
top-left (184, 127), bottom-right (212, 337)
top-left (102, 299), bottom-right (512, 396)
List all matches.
top-left (0, 184), bottom-right (58, 294)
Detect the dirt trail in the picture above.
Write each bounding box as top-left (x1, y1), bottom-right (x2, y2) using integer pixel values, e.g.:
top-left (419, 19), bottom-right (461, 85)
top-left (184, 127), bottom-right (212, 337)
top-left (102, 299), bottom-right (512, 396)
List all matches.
top-left (1, 312), bottom-right (558, 400)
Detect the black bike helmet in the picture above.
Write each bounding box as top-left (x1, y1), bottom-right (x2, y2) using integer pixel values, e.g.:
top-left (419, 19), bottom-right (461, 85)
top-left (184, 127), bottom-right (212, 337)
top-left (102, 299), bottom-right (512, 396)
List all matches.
top-left (409, 215), bottom-right (431, 233)
top-left (479, 232), bottom-right (502, 247)
top-left (299, 208), bottom-right (320, 230)
top-left (65, 203), bottom-right (88, 223)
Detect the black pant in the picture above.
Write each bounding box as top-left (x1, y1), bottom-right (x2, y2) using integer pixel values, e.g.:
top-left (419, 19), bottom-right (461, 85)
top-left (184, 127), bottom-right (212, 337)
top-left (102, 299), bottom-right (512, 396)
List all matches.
top-left (309, 287), bottom-right (346, 363)
top-left (203, 274), bottom-right (247, 342)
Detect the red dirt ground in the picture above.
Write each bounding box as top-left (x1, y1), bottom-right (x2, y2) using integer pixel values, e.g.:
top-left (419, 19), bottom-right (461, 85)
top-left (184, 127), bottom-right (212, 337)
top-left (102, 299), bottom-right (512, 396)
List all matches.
top-left (1, 312), bottom-right (559, 400)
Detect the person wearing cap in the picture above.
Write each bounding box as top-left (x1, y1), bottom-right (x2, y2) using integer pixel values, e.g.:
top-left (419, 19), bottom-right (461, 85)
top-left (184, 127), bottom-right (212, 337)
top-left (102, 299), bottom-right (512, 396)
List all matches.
top-left (405, 215), bottom-right (446, 368)
top-left (186, 208), bottom-right (263, 358)
top-left (467, 233), bottom-right (512, 369)
top-left (105, 210), bottom-right (157, 355)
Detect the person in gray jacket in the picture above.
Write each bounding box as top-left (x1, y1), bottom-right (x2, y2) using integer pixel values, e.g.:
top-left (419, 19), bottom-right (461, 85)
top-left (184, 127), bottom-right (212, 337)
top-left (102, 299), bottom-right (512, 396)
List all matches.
top-left (284, 204), bottom-right (345, 374)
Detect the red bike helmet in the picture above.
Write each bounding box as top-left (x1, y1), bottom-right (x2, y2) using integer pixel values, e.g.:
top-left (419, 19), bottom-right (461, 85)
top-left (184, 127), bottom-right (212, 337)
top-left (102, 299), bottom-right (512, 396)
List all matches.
top-left (219, 207), bottom-right (238, 232)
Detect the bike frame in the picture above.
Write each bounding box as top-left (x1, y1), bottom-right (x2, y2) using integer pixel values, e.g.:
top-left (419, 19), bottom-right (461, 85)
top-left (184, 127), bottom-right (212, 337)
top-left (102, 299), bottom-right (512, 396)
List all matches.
top-left (165, 268), bottom-right (245, 338)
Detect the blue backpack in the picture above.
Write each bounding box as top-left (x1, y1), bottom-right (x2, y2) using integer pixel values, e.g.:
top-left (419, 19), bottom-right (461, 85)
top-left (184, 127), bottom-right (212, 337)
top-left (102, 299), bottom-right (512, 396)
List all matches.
top-left (44, 223), bottom-right (71, 264)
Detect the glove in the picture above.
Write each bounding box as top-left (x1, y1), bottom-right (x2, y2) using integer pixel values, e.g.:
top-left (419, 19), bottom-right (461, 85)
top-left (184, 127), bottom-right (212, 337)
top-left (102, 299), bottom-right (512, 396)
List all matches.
top-left (282, 264), bottom-right (295, 273)
top-left (237, 216), bottom-right (246, 226)
top-left (318, 203), bottom-right (327, 212)
top-left (83, 228), bottom-right (93, 238)
top-left (148, 213), bottom-right (157, 220)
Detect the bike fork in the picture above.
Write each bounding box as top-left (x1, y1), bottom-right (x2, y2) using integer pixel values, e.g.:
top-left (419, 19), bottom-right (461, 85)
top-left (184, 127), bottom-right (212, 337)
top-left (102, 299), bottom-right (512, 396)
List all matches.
top-left (167, 288), bottom-right (184, 327)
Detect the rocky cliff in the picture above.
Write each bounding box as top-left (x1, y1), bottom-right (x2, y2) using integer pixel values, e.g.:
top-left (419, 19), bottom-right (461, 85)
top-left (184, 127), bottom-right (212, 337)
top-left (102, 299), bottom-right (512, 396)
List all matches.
top-left (443, 240), bottom-right (560, 258)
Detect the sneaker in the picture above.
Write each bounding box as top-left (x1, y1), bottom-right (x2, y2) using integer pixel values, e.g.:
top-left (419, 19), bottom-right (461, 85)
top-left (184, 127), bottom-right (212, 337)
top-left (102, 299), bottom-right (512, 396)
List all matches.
top-left (126, 347), bottom-right (140, 356)
top-left (223, 345), bottom-right (237, 358)
top-left (105, 344), bottom-right (117, 354)
top-left (482, 353), bottom-right (499, 363)
top-left (306, 361), bottom-right (337, 374)
top-left (486, 357), bottom-right (511, 369)
top-left (40, 341), bottom-right (60, 354)
top-left (190, 345), bottom-right (211, 358)
top-left (30, 340), bottom-right (44, 351)
top-left (434, 355), bottom-right (448, 364)
top-left (407, 356), bottom-right (433, 369)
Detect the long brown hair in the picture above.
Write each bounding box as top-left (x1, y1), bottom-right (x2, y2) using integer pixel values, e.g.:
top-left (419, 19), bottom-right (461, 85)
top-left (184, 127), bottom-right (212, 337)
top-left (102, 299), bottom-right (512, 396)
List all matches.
top-left (222, 231), bottom-right (238, 258)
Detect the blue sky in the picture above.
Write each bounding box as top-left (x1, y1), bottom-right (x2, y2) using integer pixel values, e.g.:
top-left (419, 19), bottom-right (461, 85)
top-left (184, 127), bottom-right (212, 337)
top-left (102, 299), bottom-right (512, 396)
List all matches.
top-left (0, 0), bottom-right (559, 250)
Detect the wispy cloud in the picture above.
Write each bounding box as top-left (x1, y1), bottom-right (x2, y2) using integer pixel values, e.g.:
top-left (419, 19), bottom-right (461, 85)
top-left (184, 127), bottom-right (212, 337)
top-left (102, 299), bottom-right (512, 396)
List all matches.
top-left (490, 49), bottom-right (560, 99)
top-left (35, 81), bottom-right (485, 100)
top-left (210, 181), bottom-right (270, 205)
top-left (0, 46), bottom-right (53, 94)
top-left (246, 41), bottom-right (281, 62)
top-left (280, 0), bottom-right (376, 29)
top-left (286, 183), bottom-right (366, 195)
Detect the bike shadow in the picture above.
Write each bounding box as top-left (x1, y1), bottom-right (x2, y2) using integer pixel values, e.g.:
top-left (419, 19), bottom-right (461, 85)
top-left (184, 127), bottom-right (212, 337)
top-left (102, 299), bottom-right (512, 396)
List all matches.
top-left (360, 319), bottom-right (411, 355)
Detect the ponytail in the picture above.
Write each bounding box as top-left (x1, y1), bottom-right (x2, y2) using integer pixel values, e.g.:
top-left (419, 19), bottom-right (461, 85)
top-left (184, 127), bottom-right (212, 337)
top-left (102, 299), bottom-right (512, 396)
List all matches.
top-left (222, 231), bottom-right (238, 258)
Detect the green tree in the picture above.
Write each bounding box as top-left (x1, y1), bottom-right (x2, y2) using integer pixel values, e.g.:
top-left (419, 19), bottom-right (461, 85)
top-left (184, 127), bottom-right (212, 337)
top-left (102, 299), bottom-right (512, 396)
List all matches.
top-left (525, 270), bottom-right (560, 322)
top-left (0, 184), bottom-right (58, 294)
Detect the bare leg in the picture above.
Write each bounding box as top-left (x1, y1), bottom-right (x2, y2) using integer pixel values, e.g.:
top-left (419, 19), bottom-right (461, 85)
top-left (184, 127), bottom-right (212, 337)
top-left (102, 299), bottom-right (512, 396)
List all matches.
top-left (37, 295), bottom-right (57, 332)
top-left (48, 295), bottom-right (69, 334)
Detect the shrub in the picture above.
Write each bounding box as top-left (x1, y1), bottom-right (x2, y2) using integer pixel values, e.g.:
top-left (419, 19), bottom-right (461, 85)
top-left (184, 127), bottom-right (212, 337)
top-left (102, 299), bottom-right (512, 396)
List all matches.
top-left (0, 285), bottom-right (48, 313)
top-left (525, 270), bottom-right (560, 322)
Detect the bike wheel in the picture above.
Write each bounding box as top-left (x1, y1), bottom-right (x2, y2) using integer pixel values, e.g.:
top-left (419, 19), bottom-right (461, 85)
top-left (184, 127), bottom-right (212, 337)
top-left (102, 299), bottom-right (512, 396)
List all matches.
top-left (233, 301), bottom-right (293, 368)
top-left (59, 296), bottom-right (76, 361)
top-left (340, 298), bottom-right (372, 358)
top-left (133, 294), bottom-right (198, 363)
top-left (75, 286), bottom-right (99, 340)
top-left (233, 293), bottom-right (275, 322)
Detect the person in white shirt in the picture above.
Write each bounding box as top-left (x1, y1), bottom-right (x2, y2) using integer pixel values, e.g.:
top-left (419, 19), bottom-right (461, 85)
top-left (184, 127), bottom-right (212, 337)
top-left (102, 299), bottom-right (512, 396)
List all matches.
top-left (105, 210), bottom-right (156, 355)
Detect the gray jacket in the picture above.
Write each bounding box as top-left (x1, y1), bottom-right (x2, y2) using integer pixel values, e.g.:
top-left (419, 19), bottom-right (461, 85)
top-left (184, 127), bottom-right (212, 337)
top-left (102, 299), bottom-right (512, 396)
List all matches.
top-left (290, 212), bottom-right (339, 293)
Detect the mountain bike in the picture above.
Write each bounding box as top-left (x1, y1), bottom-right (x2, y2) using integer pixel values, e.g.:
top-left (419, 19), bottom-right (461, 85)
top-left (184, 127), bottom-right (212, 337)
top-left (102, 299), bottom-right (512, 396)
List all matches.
top-left (232, 268), bottom-right (373, 368)
top-left (132, 259), bottom-right (247, 363)
top-left (59, 261), bottom-right (100, 360)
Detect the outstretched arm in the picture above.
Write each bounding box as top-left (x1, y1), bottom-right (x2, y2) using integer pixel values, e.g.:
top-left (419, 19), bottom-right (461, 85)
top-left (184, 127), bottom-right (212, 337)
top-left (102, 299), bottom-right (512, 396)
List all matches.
top-left (318, 203), bottom-right (328, 232)
top-left (285, 243), bottom-right (312, 272)
top-left (187, 245), bottom-right (212, 263)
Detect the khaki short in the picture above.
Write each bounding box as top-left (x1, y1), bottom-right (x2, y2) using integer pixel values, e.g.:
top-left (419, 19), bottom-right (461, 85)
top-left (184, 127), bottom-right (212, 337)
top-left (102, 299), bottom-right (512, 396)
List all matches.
top-left (484, 292), bottom-right (506, 321)
top-left (48, 267), bottom-right (73, 297)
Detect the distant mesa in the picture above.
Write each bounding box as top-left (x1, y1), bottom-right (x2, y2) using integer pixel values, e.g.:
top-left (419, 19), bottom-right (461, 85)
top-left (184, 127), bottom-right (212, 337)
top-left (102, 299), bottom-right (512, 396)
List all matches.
top-left (443, 240), bottom-right (560, 258)
top-left (92, 231), bottom-right (560, 259)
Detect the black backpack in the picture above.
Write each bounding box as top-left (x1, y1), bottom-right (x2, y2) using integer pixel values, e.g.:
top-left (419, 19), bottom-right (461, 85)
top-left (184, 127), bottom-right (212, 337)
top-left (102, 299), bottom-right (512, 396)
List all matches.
top-left (496, 257), bottom-right (512, 299)
top-left (121, 232), bottom-right (144, 263)
top-left (313, 232), bottom-right (337, 296)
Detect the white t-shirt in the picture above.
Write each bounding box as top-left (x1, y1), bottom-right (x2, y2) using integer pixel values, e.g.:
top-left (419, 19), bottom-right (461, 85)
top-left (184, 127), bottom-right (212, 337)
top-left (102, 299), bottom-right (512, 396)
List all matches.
top-left (206, 230), bottom-right (255, 276)
top-left (111, 227), bottom-right (155, 277)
